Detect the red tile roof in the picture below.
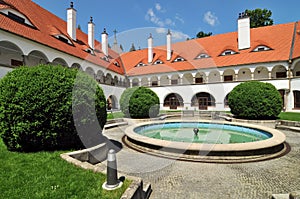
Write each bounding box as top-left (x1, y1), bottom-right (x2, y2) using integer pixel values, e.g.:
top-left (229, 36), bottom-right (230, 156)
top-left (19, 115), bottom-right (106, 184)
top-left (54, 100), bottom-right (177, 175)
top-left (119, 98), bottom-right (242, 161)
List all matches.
top-left (0, 0), bottom-right (124, 75)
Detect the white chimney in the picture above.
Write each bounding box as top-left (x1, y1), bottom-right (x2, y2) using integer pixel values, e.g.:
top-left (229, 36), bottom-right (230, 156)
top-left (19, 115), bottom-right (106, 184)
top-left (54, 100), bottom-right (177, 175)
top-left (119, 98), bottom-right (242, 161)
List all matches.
top-left (101, 28), bottom-right (108, 56)
top-left (238, 12), bottom-right (250, 50)
top-left (67, 2), bottom-right (76, 41)
top-left (167, 29), bottom-right (172, 61)
top-left (148, 34), bottom-right (153, 63)
top-left (88, 17), bottom-right (95, 49)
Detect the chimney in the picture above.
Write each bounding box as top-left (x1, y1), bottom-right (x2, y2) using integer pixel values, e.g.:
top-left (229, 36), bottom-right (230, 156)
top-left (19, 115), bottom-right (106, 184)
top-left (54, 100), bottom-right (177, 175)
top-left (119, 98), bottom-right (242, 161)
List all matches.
top-left (238, 12), bottom-right (250, 50)
top-left (148, 34), bottom-right (153, 63)
top-left (88, 17), bottom-right (95, 49)
top-left (101, 28), bottom-right (108, 56)
top-left (166, 29), bottom-right (172, 61)
top-left (67, 2), bottom-right (76, 41)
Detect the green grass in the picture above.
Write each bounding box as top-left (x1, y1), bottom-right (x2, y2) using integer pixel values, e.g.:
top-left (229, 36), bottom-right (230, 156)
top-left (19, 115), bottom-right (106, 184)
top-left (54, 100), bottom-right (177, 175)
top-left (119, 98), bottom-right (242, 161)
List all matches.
top-left (278, 112), bottom-right (300, 121)
top-left (0, 139), bottom-right (130, 199)
top-left (107, 111), bottom-right (125, 120)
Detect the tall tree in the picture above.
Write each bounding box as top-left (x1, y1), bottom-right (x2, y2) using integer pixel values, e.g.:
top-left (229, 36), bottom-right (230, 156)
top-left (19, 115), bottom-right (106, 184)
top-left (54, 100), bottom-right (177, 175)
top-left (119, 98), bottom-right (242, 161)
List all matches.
top-left (245, 9), bottom-right (273, 28)
top-left (196, 31), bottom-right (212, 38)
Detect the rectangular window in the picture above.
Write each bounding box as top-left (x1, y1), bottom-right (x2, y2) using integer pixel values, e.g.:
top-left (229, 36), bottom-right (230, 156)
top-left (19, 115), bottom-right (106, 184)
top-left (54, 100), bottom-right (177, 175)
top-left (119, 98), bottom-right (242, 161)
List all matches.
top-left (224, 75), bottom-right (233, 82)
top-left (276, 72), bottom-right (287, 78)
top-left (294, 91), bottom-right (300, 109)
top-left (171, 79), bottom-right (178, 85)
top-left (195, 77), bottom-right (203, 84)
top-left (11, 59), bottom-right (23, 67)
top-left (151, 81), bottom-right (158, 86)
top-left (296, 71), bottom-right (300, 77)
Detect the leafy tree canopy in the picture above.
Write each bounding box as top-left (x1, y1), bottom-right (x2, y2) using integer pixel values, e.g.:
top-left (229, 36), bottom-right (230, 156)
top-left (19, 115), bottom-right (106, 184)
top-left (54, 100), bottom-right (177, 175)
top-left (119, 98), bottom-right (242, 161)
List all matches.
top-left (245, 8), bottom-right (274, 28)
top-left (196, 31), bottom-right (212, 38)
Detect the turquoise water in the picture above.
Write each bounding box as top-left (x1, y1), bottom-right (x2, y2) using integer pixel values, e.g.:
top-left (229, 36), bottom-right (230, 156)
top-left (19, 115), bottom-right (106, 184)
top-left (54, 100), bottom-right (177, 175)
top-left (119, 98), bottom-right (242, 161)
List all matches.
top-left (134, 122), bottom-right (272, 144)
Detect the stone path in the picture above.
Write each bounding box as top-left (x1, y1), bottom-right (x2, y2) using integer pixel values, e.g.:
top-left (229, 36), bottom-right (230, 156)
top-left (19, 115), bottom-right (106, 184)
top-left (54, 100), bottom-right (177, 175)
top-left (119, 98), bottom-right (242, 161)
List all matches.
top-left (102, 125), bottom-right (300, 199)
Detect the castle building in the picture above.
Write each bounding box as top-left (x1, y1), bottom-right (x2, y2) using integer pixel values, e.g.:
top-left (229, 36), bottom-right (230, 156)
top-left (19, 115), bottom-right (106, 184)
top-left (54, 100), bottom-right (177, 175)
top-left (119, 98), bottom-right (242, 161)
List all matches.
top-left (0, 0), bottom-right (300, 112)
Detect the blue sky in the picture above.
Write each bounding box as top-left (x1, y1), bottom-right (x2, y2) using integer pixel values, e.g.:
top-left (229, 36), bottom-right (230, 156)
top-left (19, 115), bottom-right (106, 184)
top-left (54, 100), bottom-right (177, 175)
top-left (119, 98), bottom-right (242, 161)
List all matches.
top-left (32, 0), bottom-right (300, 51)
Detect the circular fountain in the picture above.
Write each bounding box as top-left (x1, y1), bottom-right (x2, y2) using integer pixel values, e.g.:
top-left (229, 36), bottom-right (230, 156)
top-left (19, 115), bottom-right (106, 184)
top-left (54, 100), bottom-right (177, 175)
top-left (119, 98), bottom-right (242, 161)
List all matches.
top-left (124, 120), bottom-right (287, 162)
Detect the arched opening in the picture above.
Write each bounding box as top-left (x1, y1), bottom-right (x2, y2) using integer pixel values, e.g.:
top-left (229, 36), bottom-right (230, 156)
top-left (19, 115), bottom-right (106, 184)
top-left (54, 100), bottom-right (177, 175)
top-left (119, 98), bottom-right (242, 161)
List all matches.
top-left (0, 41), bottom-right (24, 67)
top-left (163, 93), bottom-right (184, 110)
top-left (85, 67), bottom-right (95, 79)
top-left (208, 71), bottom-right (221, 83)
top-left (71, 63), bottom-right (82, 70)
top-left (27, 50), bottom-right (49, 66)
top-left (223, 69), bottom-right (235, 82)
top-left (150, 76), bottom-right (158, 86)
top-left (52, 57), bottom-right (68, 67)
top-left (254, 66), bottom-right (269, 80)
top-left (191, 92), bottom-right (216, 110)
top-left (293, 90), bottom-right (300, 109)
top-left (171, 74), bottom-right (180, 85)
top-left (224, 93), bottom-right (230, 108)
top-left (141, 77), bottom-right (149, 86)
top-left (160, 75), bottom-right (169, 86)
top-left (271, 65), bottom-right (287, 79)
top-left (96, 70), bottom-right (104, 83)
top-left (132, 78), bottom-right (139, 87)
top-left (293, 61), bottom-right (300, 77)
top-left (105, 73), bottom-right (113, 85)
top-left (195, 72), bottom-right (206, 84)
top-left (182, 73), bottom-right (193, 84)
top-left (113, 76), bottom-right (119, 86)
top-left (237, 68), bottom-right (251, 81)
top-left (107, 95), bottom-right (118, 110)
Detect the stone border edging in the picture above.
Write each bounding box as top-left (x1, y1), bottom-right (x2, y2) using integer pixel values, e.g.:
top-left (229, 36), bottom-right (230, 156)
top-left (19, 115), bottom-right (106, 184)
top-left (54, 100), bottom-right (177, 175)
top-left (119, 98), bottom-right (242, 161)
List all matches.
top-left (275, 120), bottom-right (300, 132)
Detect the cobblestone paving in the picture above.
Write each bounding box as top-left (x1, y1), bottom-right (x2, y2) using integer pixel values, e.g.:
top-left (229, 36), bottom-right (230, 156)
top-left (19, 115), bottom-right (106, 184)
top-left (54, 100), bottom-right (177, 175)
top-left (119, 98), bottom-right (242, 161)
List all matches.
top-left (103, 126), bottom-right (300, 199)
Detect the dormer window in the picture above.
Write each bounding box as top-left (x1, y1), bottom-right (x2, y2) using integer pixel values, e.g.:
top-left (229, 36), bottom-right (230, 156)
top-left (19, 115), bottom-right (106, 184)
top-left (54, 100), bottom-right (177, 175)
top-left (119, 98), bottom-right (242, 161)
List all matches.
top-left (220, 50), bottom-right (237, 56)
top-left (196, 53), bottom-right (210, 59)
top-left (252, 45), bottom-right (271, 52)
top-left (136, 62), bottom-right (146, 67)
top-left (114, 62), bottom-right (120, 67)
top-left (0, 9), bottom-right (35, 27)
top-left (173, 57), bottom-right (185, 62)
top-left (84, 48), bottom-right (95, 55)
top-left (54, 34), bottom-right (73, 45)
top-left (101, 56), bottom-right (109, 62)
top-left (154, 60), bottom-right (163, 65)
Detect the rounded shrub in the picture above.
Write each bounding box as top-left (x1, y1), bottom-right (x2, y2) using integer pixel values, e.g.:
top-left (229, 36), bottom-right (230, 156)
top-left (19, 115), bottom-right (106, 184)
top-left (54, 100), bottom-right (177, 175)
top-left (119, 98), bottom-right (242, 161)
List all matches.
top-left (0, 64), bottom-right (107, 152)
top-left (228, 81), bottom-right (282, 119)
top-left (120, 87), bottom-right (160, 118)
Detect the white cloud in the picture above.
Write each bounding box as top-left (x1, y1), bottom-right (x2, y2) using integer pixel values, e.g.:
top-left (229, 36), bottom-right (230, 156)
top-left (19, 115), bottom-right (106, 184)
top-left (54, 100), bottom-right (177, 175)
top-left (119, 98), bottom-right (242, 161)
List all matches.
top-left (145, 8), bottom-right (164, 27)
top-left (203, 11), bottom-right (219, 26)
top-left (175, 14), bottom-right (184, 24)
top-left (155, 28), bottom-right (167, 34)
top-left (155, 28), bottom-right (189, 41)
top-left (155, 3), bottom-right (161, 11)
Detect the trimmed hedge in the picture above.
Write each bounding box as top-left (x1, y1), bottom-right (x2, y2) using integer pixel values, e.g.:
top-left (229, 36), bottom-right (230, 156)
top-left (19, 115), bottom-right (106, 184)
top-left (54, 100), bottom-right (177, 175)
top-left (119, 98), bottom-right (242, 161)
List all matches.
top-left (120, 87), bottom-right (160, 118)
top-left (0, 65), bottom-right (107, 152)
top-left (228, 81), bottom-right (282, 119)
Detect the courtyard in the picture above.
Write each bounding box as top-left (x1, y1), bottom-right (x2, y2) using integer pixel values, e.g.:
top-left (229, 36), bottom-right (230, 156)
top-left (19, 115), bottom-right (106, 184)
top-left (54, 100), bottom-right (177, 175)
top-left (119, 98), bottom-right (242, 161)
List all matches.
top-left (102, 121), bottom-right (300, 199)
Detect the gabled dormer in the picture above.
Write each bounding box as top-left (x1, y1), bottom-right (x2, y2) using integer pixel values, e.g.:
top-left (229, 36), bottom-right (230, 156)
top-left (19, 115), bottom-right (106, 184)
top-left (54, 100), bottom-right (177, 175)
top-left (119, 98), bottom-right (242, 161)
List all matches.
top-left (0, 7), bottom-right (35, 28)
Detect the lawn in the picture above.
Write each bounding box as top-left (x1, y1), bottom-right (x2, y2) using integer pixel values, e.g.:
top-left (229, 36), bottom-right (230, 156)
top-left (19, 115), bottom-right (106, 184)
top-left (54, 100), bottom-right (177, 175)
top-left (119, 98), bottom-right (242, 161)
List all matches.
top-left (278, 112), bottom-right (300, 121)
top-left (0, 139), bottom-right (130, 199)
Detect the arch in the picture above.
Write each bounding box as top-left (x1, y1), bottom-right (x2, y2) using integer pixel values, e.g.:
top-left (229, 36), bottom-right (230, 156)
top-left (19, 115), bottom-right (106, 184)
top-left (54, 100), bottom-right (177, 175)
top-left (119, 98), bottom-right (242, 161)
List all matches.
top-left (293, 61), bottom-right (300, 77)
top-left (85, 67), bottom-right (95, 79)
top-left (195, 72), bottom-right (206, 84)
top-left (224, 93), bottom-right (230, 107)
top-left (132, 78), bottom-right (139, 87)
top-left (160, 75), bottom-right (169, 86)
top-left (191, 92), bottom-right (216, 110)
top-left (254, 66), bottom-right (269, 80)
top-left (223, 69), bottom-right (235, 82)
top-left (271, 65), bottom-right (287, 79)
top-left (107, 95), bottom-right (118, 110)
top-left (208, 70), bottom-right (221, 83)
top-left (27, 50), bottom-right (49, 66)
top-left (105, 73), bottom-right (113, 85)
top-left (237, 68), bottom-right (251, 81)
top-left (0, 40), bottom-right (24, 67)
top-left (293, 90), bottom-right (300, 109)
top-left (163, 93), bottom-right (184, 110)
top-left (171, 74), bottom-right (180, 85)
top-left (182, 73), bottom-right (193, 84)
top-left (150, 76), bottom-right (158, 86)
top-left (71, 63), bottom-right (82, 71)
top-left (52, 57), bottom-right (68, 67)
top-left (141, 77), bottom-right (149, 86)
top-left (96, 70), bottom-right (104, 83)
top-left (113, 75), bottom-right (119, 86)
